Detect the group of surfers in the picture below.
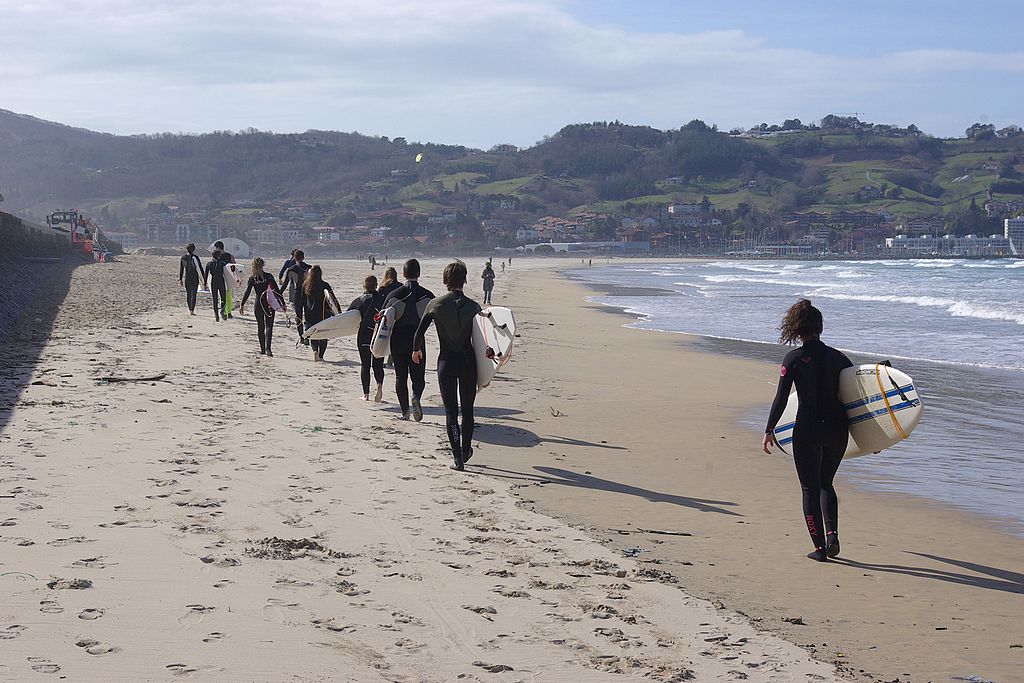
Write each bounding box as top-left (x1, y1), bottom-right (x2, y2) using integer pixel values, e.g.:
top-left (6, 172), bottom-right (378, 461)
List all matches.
top-left (178, 246), bottom-right (488, 471)
top-left (180, 242), bottom-right (856, 559)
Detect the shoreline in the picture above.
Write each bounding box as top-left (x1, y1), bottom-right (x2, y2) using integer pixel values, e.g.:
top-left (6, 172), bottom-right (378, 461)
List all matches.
top-left (484, 262), bottom-right (1023, 682)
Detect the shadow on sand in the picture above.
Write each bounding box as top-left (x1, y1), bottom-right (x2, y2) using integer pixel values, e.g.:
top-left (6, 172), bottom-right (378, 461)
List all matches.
top-left (830, 552), bottom-right (1024, 595)
top-left (475, 463), bottom-right (742, 516)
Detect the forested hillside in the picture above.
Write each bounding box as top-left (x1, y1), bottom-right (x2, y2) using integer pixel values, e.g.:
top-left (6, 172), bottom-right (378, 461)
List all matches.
top-left (2, 109), bottom-right (1023, 227)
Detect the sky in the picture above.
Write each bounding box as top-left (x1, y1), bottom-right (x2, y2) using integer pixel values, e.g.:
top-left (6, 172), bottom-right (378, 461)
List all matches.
top-left (2, 0), bottom-right (1022, 148)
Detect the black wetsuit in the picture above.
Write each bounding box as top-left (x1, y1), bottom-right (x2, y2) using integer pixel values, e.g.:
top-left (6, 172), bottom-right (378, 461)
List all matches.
top-left (282, 262), bottom-right (312, 338)
top-left (296, 281), bottom-right (335, 358)
top-left (278, 258), bottom-right (296, 303)
top-left (240, 274), bottom-right (283, 354)
top-left (481, 267), bottom-right (495, 305)
top-left (217, 251), bottom-right (236, 318)
top-left (179, 253), bottom-right (203, 312)
top-left (765, 338), bottom-right (853, 549)
top-left (383, 281), bottom-right (435, 414)
top-left (348, 289), bottom-right (386, 394)
top-left (414, 289), bottom-right (481, 464)
top-left (204, 259), bottom-right (226, 321)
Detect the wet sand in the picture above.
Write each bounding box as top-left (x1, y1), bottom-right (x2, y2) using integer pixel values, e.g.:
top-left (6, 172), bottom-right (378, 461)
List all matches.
top-left (483, 262), bottom-right (1023, 683)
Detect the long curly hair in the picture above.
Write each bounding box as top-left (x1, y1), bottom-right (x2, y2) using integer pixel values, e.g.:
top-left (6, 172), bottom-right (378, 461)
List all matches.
top-left (778, 299), bottom-right (823, 345)
top-left (303, 264), bottom-right (323, 297)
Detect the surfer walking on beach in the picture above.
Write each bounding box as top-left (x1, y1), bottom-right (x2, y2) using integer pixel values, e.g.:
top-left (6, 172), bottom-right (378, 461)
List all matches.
top-left (239, 257), bottom-right (284, 357)
top-left (281, 250), bottom-right (312, 346)
top-left (481, 261), bottom-right (495, 305)
top-left (383, 259), bottom-right (435, 421)
top-left (763, 299), bottom-right (852, 562)
top-left (413, 260), bottom-right (481, 471)
top-left (213, 241), bottom-right (236, 319)
top-left (178, 243), bottom-right (203, 315)
top-left (348, 275), bottom-right (386, 401)
top-left (296, 265), bottom-right (341, 362)
top-left (278, 249), bottom-right (297, 301)
top-left (204, 249), bottom-right (227, 322)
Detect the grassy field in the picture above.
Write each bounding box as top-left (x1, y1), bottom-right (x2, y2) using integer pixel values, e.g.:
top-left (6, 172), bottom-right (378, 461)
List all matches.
top-left (472, 176), bottom-right (536, 196)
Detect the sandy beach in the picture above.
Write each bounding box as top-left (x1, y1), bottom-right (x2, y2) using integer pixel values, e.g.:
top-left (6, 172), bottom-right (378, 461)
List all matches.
top-left (0, 255), bottom-right (1019, 682)
top-left (1, 256), bottom-right (837, 682)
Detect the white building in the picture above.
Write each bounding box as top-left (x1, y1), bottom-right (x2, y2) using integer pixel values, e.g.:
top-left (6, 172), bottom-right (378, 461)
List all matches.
top-left (882, 234), bottom-right (1013, 257)
top-left (1005, 217), bottom-right (1024, 255)
top-left (516, 226), bottom-right (538, 243)
top-left (668, 203), bottom-right (704, 216)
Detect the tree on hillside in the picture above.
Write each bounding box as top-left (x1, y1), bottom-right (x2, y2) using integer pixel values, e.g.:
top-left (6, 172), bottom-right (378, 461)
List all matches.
top-left (966, 123), bottom-right (996, 141)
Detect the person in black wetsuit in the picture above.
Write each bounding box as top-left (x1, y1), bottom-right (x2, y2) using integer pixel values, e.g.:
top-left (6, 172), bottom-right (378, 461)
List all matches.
top-left (348, 275), bottom-right (386, 401)
top-left (213, 241), bottom-right (236, 319)
top-left (204, 249), bottom-right (226, 322)
top-left (763, 299), bottom-right (853, 562)
top-left (296, 265), bottom-right (341, 362)
top-left (481, 261), bottom-right (495, 305)
top-left (239, 257), bottom-right (283, 356)
top-left (383, 259), bottom-right (435, 421)
top-left (379, 267), bottom-right (400, 300)
top-left (413, 260), bottom-right (483, 470)
top-left (178, 243), bottom-right (204, 315)
top-left (281, 250), bottom-right (312, 345)
top-left (278, 248), bottom-right (297, 301)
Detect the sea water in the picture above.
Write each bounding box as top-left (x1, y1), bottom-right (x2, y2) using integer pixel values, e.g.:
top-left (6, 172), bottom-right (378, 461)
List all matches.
top-left (570, 259), bottom-right (1024, 537)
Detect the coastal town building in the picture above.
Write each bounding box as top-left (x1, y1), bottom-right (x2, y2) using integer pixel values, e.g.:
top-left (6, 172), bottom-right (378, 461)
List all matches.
top-left (881, 234), bottom-right (1013, 257)
top-left (1005, 217), bottom-right (1024, 255)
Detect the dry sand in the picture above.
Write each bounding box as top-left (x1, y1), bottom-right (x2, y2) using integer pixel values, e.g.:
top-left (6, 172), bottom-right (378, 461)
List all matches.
top-left (0, 256), bottom-right (840, 682)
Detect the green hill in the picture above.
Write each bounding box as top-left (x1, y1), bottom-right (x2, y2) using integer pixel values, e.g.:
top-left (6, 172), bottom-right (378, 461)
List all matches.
top-left (2, 110), bottom-right (1022, 232)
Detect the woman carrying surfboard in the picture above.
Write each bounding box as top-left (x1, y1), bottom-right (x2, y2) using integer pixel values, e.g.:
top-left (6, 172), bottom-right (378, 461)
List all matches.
top-left (296, 265), bottom-right (342, 362)
top-left (239, 257), bottom-right (284, 357)
top-left (412, 260), bottom-right (482, 471)
top-left (762, 299), bottom-right (852, 562)
top-left (348, 275), bottom-right (386, 402)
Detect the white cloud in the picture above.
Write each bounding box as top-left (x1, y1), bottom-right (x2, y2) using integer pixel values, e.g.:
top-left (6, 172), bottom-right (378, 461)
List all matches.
top-left (1, 0), bottom-right (1021, 145)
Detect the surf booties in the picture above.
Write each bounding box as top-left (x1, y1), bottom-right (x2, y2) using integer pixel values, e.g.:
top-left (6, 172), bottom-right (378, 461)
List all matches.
top-left (826, 531), bottom-right (841, 558)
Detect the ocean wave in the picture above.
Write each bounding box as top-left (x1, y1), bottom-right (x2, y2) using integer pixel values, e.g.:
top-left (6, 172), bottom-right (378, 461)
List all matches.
top-left (701, 274), bottom-right (830, 288)
top-left (815, 292), bottom-right (1024, 325)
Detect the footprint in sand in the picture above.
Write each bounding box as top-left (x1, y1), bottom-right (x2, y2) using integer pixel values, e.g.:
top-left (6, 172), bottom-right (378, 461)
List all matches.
top-left (78, 608), bottom-right (104, 620)
top-left (0, 625), bottom-right (27, 640)
top-left (47, 536), bottom-right (94, 547)
top-left (72, 557), bottom-right (113, 569)
top-left (177, 605), bottom-right (216, 628)
top-left (202, 632), bottom-right (229, 643)
top-left (39, 600), bottom-right (64, 614)
top-left (75, 638), bottom-right (119, 655)
top-left (27, 657), bottom-right (61, 674)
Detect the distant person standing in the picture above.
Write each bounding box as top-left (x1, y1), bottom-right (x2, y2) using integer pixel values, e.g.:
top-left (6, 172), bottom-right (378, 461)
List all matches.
top-left (239, 257), bottom-right (283, 356)
top-left (348, 275), bottom-right (386, 401)
top-left (204, 249), bottom-right (227, 322)
top-left (213, 241), bottom-right (236, 319)
top-left (281, 250), bottom-right (312, 345)
top-left (178, 243), bottom-right (204, 315)
top-left (413, 260), bottom-right (482, 471)
top-left (481, 261), bottom-right (495, 305)
top-left (383, 259), bottom-right (435, 421)
top-left (296, 265), bottom-right (341, 362)
top-left (762, 299), bottom-right (853, 563)
top-left (501, 260), bottom-right (506, 273)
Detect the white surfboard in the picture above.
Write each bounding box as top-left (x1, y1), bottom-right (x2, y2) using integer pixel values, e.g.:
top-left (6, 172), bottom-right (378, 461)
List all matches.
top-left (265, 288), bottom-right (287, 313)
top-left (303, 309), bottom-right (361, 341)
top-left (370, 301), bottom-right (405, 359)
top-left (223, 262), bottom-right (246, 289)
top-left (208, 237), bottom-right (251, 259)
top-left (772, 363), bottom-right (922, 459)
top-left (473, 306), bottom-right (517, 391)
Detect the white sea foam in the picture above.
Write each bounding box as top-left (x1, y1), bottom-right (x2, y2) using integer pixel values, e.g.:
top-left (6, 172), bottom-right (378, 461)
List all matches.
top-left (815, 292), bottom-right (1024, 325)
